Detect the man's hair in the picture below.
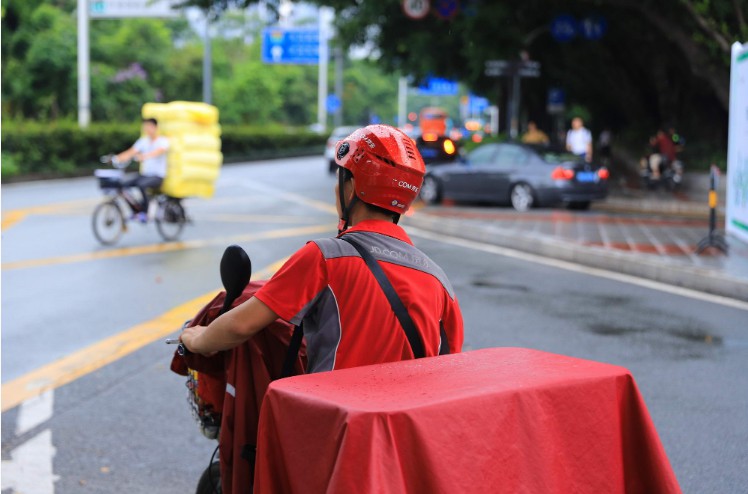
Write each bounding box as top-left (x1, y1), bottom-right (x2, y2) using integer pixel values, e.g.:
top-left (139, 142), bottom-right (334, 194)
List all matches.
top-left (143, 117), bottom-right (158, 126)
top-left (363, 202), bottom-right (399, 221)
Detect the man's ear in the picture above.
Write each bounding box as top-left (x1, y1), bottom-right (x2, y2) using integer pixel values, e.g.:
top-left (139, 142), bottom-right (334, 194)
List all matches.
top-left (347, 177), bottom-right (357, 202)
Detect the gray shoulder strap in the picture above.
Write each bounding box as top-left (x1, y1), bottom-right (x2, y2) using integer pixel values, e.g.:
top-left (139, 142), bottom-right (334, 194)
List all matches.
top-left (311, 233), bottom-right (455, 299)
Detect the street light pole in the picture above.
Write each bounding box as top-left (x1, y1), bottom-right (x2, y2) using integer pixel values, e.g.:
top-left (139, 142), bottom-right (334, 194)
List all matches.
top-left (317, 7), bottom-right (332, 133)
top-left (77, 0), bottom-right (91, 128)
top-left (398, 77), bottom-right (408, 128)
top-left (203, 11), bottom-right (212, 104)
top-left (334, 45), bottom-right (344, 127)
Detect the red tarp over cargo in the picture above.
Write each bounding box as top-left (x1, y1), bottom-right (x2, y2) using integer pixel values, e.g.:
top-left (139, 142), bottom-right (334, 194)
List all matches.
top-left (255, 347), bottom-right (681, 494)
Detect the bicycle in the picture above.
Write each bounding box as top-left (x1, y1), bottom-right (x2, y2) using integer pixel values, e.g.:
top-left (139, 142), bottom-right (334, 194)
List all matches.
top-left (92, 155), bottom-right (188, 245)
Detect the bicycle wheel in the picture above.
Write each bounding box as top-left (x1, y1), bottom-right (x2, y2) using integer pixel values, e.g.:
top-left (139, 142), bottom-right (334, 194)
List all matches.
top-left (92, 201), bottom-right (125, 245)
top-left (156, 199), bottom-right (186, 241)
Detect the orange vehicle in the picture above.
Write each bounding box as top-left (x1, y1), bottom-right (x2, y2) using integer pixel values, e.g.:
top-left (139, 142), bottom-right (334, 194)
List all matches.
top-left (416, 107), bottom-right (458, 164)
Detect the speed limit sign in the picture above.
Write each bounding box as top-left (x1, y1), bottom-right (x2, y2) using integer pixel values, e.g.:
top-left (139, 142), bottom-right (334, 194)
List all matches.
top-left (402, 0), bottom-right (430, 20)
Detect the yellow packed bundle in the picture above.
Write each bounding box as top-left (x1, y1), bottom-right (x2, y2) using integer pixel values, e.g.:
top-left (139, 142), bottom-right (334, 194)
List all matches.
top-left (142, 101), bottom-right (219, 125)
top-left (158, 121), bottom-right (222, 137)
top-left (141, 102), bottom-right (170, 122)
top-left (167, 150), bottom-right (223, 169)
top-left (162, 160), bottom-right (222, 198)
top-left (166, 161), bottom-right (221, 182)
top-left (142, 101), bottom-right (223, 199)
top-left (169, 134), bottom-right (222, 153)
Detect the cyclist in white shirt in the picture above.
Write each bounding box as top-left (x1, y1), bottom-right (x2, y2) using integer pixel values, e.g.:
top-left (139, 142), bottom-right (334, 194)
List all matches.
top-left (566, 117), bottom-right (592, 162)
top-left (115, 118), bottom-right (170, 218)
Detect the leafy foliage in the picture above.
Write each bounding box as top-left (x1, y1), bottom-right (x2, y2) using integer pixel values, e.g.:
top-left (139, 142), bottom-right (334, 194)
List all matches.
top-left (0, 120), bottom-right (326, 178)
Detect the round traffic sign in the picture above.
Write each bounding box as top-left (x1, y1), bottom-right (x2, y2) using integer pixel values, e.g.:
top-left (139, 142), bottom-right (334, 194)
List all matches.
top-left (402, 0), bottom-right (430, 20)
top-left (581, 15), bottom-right (607, 41)
top-left (550, 14), bottom-right (577, 43)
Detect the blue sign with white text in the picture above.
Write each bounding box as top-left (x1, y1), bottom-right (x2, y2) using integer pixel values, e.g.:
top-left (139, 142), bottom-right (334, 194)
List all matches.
top-left (550, 15), bottom-right (578, 42)
top-left (469, 96), bottom-right (490, 115)
top-left (326, 94), bottom-right (341, 113)
top-left (418, 77), bottom-right (459, 96)
top-left (262, 28), bottom-right (319, 65)
top-left (580, 16), bottom-right (607, 41)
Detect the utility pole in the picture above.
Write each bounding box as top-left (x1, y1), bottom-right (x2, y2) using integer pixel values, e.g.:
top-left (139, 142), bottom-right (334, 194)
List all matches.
top-left (77, 0), bottom-right (90, 127)
top-left (203, 11), bottom-right (212, 104)
top-left (334, 45), bottom-right (344, 127)
top-left (398, 77), bottom-right (408, 128)
top-left (317, 7), bottom-right (333, 132)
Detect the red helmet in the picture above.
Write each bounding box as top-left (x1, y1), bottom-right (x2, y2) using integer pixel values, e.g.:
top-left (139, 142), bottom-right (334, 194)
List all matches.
top-left (335, 125), bottom-right (425, 214)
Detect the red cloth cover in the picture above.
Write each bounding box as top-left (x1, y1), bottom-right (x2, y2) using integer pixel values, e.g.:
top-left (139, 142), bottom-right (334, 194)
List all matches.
top-left (170, 281), bottom-right (306, 494)
top-left (255, 348), bottom-right (681, 494)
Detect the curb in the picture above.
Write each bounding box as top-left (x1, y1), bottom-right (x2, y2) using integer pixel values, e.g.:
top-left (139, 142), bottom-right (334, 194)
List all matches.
top-left (593, 197), bottom-right (725, 220)
top-left (404, 213), bottom-right (748, 302)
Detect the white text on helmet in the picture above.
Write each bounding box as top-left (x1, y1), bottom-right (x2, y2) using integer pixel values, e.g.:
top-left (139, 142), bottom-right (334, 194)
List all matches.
top-left (398, 181), bottom-right (420, 193)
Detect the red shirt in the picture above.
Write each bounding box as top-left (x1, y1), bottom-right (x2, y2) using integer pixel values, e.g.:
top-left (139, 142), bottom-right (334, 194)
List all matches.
top-left (656, 134), bottom-right (677, 161)
top-left (255, 220), bottom-right (464, 373)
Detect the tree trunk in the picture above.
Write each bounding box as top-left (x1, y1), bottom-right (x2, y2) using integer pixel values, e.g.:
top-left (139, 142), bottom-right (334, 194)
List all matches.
top-left (591, 0), bottom-right (730, 111)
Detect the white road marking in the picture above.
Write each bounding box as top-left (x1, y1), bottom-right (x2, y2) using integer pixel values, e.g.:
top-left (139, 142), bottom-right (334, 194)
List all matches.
top-left (408, 227), bottom-right (748, 311)
top-left (1, 429), bottom-right (59, 494)
top-left (15, 390), bottom-right (54, 436)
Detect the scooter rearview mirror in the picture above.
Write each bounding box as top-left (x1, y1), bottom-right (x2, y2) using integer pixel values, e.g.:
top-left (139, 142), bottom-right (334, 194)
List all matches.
top-left (219, 245), bottom-right (252, 315)
top-left (171, 245), bottom-right (252, 355)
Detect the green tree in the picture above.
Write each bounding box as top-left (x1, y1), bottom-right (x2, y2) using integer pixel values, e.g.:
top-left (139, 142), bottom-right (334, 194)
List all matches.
top-left (2, 2), bottom-right (77, 118)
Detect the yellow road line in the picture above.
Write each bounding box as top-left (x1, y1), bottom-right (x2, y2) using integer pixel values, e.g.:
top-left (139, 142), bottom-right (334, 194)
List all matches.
top-left (203, 213), bottom-right (320, 224)
top-left (1, 257), bottom-right (289, 412)
top-left (2, 198), bottom-right (100, 231)
top-left (1, 223), bottom-right (332, 271)
top-left (1, 211), bottom-right (28, 231)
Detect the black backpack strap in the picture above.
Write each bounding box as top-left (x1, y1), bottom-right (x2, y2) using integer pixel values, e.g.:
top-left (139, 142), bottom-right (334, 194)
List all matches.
top-left (341, 235), bottom-right (426, 359)
top-left (280, 322), bottom-right (304, 379)
top-left (439, 322), bottom-right (450, 355)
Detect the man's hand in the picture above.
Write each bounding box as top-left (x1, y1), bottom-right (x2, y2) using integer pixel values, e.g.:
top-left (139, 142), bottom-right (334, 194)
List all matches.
top-left (176, 297), bottom-right (281, 356)
top-left (180, 325), bottom-right (216, 356)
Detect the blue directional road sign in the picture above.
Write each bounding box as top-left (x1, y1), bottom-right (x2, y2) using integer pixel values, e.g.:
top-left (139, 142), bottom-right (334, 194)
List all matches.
top-left (262, 28), bottom-right (319, 65)
top-left (418, 77), bottom-right (459, 96)
top-left (550, 15), bottom-right (578, 42)
top-left (469, 96), bottom-right (490, 115)
top-left (326, 94), bottom-right (341, 113)
top-left (434, 0), bottom-right (459, 19)
top-left (580, 16), bottom-right (607, 41)
top-left (547, 87), bottom-right (566, 114)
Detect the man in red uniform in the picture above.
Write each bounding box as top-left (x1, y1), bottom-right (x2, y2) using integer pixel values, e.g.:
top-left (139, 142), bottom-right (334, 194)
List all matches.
top-left (180, 124), bottom-right (463, 371)
top-left (648, 129), bottom-right (677, 179)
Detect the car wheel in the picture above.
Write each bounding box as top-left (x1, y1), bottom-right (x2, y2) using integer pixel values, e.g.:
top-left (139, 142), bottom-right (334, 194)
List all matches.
top-left (420, 175), bottom-right (442, 204)
top-left (567, 201), bottom-right (591, 210)
top-left (510, 183), bottom-right (535, 212)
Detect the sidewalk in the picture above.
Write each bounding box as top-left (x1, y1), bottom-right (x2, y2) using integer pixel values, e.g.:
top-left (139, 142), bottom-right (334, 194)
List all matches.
top-left (404, 193), bottom-right (748, 302)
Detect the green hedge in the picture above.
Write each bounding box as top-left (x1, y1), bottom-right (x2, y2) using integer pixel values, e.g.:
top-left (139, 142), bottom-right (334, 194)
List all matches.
top-left (0, 121), bottom-right (327, 179)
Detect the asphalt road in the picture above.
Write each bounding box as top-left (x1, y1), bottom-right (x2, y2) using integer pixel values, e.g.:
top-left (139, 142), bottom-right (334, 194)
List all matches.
top-left (2, 156), bottom-right (747, 493)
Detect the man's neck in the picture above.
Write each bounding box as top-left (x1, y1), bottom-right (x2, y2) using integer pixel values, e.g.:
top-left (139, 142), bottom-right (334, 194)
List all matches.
top-left (347, 204), bottom-right (394, 227)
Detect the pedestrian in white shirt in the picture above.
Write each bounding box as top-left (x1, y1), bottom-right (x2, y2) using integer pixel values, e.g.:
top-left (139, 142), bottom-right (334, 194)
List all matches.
top-left (566, 117), bottom-right (592, 162)
top-left (115, 118), bottom-right (170, 220)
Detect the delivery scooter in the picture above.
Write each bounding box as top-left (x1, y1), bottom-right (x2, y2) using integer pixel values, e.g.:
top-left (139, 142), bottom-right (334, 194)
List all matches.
top-left (168, 245), bottom-right (305, 494)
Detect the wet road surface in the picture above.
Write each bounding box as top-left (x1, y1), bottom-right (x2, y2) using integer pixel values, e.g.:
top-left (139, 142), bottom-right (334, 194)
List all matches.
top-left (2, 156), bottom-right (747, 493)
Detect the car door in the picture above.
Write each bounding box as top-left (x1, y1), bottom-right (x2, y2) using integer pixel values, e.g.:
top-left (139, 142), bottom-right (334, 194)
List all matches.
top-left (482, 144), bottom-right (530, 201)
top-left (446, 144), bottom-right (500, 200)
